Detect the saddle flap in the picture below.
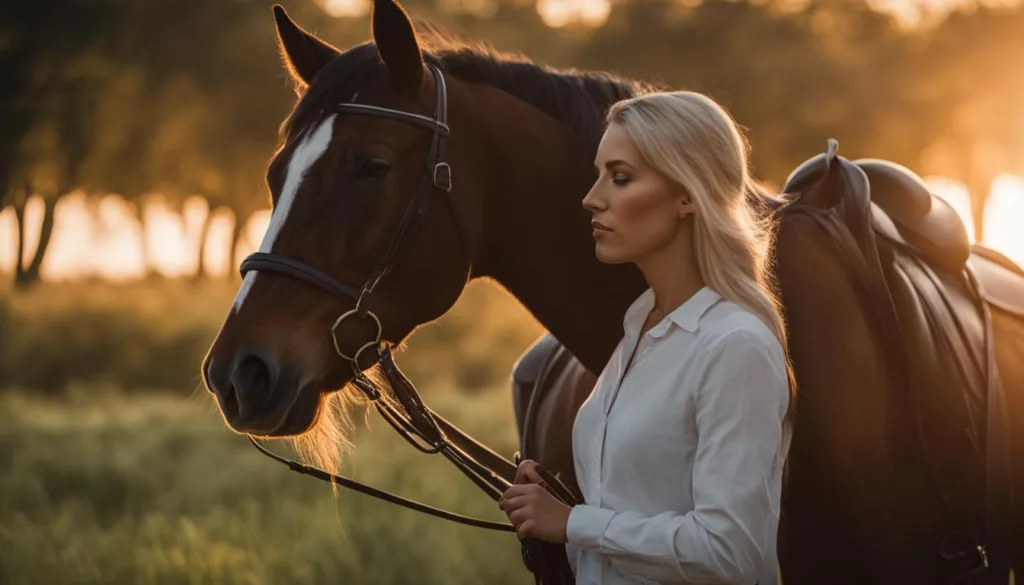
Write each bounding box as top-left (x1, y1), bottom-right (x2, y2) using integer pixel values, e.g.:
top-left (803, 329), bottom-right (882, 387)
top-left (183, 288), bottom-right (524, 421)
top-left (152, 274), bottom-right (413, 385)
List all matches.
top-left (967, 246), bottom-right (1024, 317)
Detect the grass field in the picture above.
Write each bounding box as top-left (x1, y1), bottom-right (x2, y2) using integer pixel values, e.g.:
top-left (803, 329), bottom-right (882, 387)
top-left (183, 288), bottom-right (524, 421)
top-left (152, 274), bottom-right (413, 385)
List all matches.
top-left (1, 278), bottom-right (546, 584)
top-left (0, 388), bottom-right (534, 585)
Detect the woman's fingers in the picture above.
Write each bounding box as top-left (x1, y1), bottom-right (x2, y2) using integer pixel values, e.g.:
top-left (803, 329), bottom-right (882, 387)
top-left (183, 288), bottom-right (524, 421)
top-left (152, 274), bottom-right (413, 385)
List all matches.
top-left (508, 507), bottom-right (531, 526)
top-left (499, 492), bottom-right (528, 512)
top-left (514, 459), bottom-right (538, 484)
top-left (516, 519), bottom-right (534, 540)
top-left (514, 459), bottom-right (546, 485)
top-left (521, 466), bottom-right (545, 485)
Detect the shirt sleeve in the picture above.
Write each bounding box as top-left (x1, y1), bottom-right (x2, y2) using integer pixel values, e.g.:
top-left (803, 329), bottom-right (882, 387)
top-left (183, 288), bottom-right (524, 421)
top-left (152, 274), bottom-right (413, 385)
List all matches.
top-left (565, 328), bottom-right (790, 584)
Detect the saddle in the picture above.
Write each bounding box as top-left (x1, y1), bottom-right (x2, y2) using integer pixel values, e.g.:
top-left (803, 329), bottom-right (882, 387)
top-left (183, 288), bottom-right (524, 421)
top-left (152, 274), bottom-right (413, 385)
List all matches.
top-left (780, 146), bottom-right (973, 276)
top-left (780, 140), bottom-right (1020, 580)
top-left (855, 158), bottom-right (972, 275)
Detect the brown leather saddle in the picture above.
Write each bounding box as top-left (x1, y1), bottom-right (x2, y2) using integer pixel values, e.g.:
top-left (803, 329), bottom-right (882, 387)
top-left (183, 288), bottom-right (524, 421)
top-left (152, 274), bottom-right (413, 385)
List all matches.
top-left (780, 142), bottom-right (1022, 580)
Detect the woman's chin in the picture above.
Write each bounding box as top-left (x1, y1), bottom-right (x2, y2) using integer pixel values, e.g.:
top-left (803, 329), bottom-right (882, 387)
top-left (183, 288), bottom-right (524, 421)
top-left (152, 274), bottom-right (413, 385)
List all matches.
top-left (594, 245), bottom-right (631, 265)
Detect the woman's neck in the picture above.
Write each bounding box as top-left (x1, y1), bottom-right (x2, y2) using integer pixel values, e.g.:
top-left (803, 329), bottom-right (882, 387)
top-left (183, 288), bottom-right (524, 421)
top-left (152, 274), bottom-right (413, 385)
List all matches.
top-left (637, 228), bottom-right (705, 319)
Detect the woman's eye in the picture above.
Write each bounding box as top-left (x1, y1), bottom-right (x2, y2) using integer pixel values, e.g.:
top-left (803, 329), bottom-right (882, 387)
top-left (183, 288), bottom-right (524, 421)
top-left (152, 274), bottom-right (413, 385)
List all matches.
top-left (359, 158), bottom-right (391, 178)
top-left (612, 173), bottom-right (630, 185)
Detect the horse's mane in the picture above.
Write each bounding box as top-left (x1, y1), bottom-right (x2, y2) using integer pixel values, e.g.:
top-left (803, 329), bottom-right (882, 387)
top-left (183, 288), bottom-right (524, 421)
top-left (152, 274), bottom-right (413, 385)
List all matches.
top-left (422, 30), bottom-right (661, 150)
top-left (282, 32), bottom-right (661, 156)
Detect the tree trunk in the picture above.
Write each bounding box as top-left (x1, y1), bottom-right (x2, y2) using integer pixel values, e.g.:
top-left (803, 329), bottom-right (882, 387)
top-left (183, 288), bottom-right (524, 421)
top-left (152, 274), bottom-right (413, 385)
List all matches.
top-left (192, 207), bottom-right (215, 281)
top-left (960, 139), bottom-right (994, 245)
top-left (966, 170), bottom-right (992, 245)
top-left (12, 196), bottom-right (26, 284)
top-left (228, 210), bottom-right (246, 281)
top-left (132, 196), bottom-right (159, 279)
top-left (17, 196), bottom-right (58, 288)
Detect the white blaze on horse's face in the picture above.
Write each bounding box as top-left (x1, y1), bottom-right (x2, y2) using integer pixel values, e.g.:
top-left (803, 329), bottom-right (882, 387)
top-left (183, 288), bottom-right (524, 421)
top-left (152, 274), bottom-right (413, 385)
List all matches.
top-left (232, 114), bottom-right (338, 313)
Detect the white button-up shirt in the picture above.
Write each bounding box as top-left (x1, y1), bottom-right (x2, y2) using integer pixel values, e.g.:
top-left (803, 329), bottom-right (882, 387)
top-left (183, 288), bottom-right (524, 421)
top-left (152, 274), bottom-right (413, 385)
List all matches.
top-left (565, 285), bottom-right (792, 585)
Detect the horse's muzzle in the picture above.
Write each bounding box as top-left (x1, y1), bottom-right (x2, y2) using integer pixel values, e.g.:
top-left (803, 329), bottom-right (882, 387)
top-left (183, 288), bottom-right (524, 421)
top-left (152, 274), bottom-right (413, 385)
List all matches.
top-left (203, 349), bottom-right (312, 436)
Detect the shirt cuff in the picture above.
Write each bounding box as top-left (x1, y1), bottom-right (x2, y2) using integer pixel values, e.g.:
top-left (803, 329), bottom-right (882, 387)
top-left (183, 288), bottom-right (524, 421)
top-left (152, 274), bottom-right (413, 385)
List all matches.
top-left (566, 504), bottom-right (616, 550)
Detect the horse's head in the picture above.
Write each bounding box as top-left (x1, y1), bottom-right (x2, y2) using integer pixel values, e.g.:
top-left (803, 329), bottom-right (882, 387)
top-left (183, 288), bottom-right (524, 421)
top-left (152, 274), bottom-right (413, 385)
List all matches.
top-left (202, 2), bottom-right (478, 436)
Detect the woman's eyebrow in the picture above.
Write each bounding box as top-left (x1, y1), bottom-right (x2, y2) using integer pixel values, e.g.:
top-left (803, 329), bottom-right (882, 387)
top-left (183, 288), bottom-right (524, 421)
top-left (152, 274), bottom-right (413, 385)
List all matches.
top-left (603, 159), bottom-right (633, 170)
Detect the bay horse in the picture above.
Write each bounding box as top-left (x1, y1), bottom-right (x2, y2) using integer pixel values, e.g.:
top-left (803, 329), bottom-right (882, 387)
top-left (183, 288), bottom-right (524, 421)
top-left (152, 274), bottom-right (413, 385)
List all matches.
top-left (201, 1), bottom-right (1024, 583)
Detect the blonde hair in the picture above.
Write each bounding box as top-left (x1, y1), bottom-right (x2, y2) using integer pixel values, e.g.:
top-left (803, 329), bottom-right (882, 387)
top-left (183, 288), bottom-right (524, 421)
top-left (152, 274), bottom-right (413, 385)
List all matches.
top-left (607, 91), bottom-right (797, 413)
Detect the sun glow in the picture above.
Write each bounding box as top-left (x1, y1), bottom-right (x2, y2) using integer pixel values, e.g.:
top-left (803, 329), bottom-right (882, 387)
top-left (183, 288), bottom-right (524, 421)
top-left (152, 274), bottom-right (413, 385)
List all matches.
top-left (535, 0), bottom-right (611, 28)
top-left (320, 0), bottom-right (370, 17)
top-left (928, 173), bottom-right (1024, 266)
top-left (0, 175), bottom-right (1021, 283)
top-left (446, 0), bottom-right (1024, 30)
top-left (0, 193), bottom-right (270, 282)
top-left (983, 174), bottom-right (1024, 264)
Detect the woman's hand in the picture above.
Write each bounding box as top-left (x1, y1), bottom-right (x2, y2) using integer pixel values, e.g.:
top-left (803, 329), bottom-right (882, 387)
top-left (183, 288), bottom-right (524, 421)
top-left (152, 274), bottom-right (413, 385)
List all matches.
top-left (498, 459), bottom-right (572, 543)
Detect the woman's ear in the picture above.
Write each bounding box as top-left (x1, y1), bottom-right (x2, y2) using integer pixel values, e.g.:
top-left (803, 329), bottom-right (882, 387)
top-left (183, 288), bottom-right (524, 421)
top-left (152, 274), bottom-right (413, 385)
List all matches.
top-left (678, 197), bottom-right (695, 218)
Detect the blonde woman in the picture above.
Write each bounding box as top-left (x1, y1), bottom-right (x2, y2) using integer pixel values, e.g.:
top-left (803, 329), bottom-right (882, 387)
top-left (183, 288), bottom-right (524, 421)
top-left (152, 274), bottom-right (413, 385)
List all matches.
top-left (498, 91), bottom-right (796, 585)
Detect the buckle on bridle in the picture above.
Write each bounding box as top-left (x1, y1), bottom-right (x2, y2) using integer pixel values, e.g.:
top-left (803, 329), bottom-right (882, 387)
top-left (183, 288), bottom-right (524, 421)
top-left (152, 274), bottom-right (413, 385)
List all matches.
top-left (433, 162), bottom-right (452, 192)
top-left (350, 372), bottom-right (381, 400)
top-left (331, 308), bottom-right (382, 364)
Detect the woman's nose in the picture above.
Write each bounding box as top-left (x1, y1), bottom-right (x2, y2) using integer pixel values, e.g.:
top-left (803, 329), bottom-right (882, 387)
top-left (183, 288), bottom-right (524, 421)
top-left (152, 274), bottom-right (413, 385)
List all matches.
top-left (582, 184), bottom-right (604, 211)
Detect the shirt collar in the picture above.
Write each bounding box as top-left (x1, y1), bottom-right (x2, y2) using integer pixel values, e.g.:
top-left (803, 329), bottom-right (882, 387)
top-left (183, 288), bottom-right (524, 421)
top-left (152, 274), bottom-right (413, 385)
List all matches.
top-left (622, 285), bottom-right (722, 339)
top-left (667, 285), bottom-right (722, 333)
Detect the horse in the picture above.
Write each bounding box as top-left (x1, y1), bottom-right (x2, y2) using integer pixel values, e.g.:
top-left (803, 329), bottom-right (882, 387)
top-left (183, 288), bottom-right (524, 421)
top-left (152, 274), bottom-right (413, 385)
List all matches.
top-left (201, 1), bottom-right (1024, 583)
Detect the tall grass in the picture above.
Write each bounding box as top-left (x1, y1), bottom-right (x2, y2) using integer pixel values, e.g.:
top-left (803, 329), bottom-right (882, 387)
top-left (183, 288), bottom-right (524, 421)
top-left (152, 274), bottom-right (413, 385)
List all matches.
top-left (0, 389), bottom-right (534, 585)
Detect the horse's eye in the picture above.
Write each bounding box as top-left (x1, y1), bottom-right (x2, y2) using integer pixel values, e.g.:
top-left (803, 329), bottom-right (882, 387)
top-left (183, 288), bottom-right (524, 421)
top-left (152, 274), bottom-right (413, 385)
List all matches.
top-left (359, 158), bottom-right (391, 178)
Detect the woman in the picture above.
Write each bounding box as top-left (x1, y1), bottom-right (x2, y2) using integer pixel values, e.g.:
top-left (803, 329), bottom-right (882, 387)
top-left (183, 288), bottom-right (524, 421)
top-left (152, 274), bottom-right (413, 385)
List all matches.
top-left (498, 90), bottom-right (795, 585)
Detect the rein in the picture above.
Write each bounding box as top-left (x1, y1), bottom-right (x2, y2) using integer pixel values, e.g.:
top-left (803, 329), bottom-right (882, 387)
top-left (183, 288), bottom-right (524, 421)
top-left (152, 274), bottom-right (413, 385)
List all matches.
top-left (247, 345), bottom-right (517, 533)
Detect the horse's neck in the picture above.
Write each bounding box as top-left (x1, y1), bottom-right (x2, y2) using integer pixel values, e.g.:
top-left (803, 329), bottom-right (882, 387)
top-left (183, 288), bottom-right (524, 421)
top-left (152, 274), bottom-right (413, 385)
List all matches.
top-left (455, 82), bottom-right (645, 373)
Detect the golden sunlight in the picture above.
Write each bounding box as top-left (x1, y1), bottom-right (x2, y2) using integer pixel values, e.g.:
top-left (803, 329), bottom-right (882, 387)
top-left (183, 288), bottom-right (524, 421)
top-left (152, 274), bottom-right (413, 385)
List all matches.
top-left (308, 0), bottom-right (1024, 32)
top-left (536, 0), bottom-right (611, 27)
top-left (0, 194), bottom-right (269, 281)
top-left (0, 176), bottom-right (1020, 283)
top-left (320, 0), bottom-right (370, 17)
top-left (927, 177), bottom-right (977, 242)
top-left (930, 173), bottom-right (1024, 266)
top-left (983, 173), bottom-right (1024, 265)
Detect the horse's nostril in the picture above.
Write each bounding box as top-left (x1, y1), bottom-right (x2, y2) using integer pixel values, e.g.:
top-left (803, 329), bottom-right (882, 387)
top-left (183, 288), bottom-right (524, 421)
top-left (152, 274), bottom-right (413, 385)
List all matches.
top-left (220, 383), bottom-right (241, 420)
top-left (237, 353), bottom-right (268, 390)
top-left (230, 351), bottom-right (280, 419)
top-left (205, 356), bottom-right (241, 420)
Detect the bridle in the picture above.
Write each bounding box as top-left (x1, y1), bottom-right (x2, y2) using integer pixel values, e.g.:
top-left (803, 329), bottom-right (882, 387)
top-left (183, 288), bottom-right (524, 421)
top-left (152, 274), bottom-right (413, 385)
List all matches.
top-left (241, 62), bottom-right (454, 369)
top-left (236, 63), bottom-right (577, 584)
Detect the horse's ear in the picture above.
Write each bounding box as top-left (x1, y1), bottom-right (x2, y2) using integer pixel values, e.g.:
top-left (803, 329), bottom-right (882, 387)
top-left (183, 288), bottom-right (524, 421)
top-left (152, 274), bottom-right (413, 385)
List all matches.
top-left (273, 4), bottom-right (341, 91)
top-left (372, 0), bottom-right (424, 94)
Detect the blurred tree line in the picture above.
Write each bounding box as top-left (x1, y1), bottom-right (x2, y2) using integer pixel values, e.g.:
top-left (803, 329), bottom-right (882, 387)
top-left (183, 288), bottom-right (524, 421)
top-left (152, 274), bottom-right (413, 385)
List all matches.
top-left (2, 0), bottom-right (1022, 288)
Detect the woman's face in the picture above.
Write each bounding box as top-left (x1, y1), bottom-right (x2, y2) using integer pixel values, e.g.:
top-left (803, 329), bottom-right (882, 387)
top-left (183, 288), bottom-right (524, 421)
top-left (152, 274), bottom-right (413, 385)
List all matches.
top-left (582, 122), bottom-right (692, 265)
